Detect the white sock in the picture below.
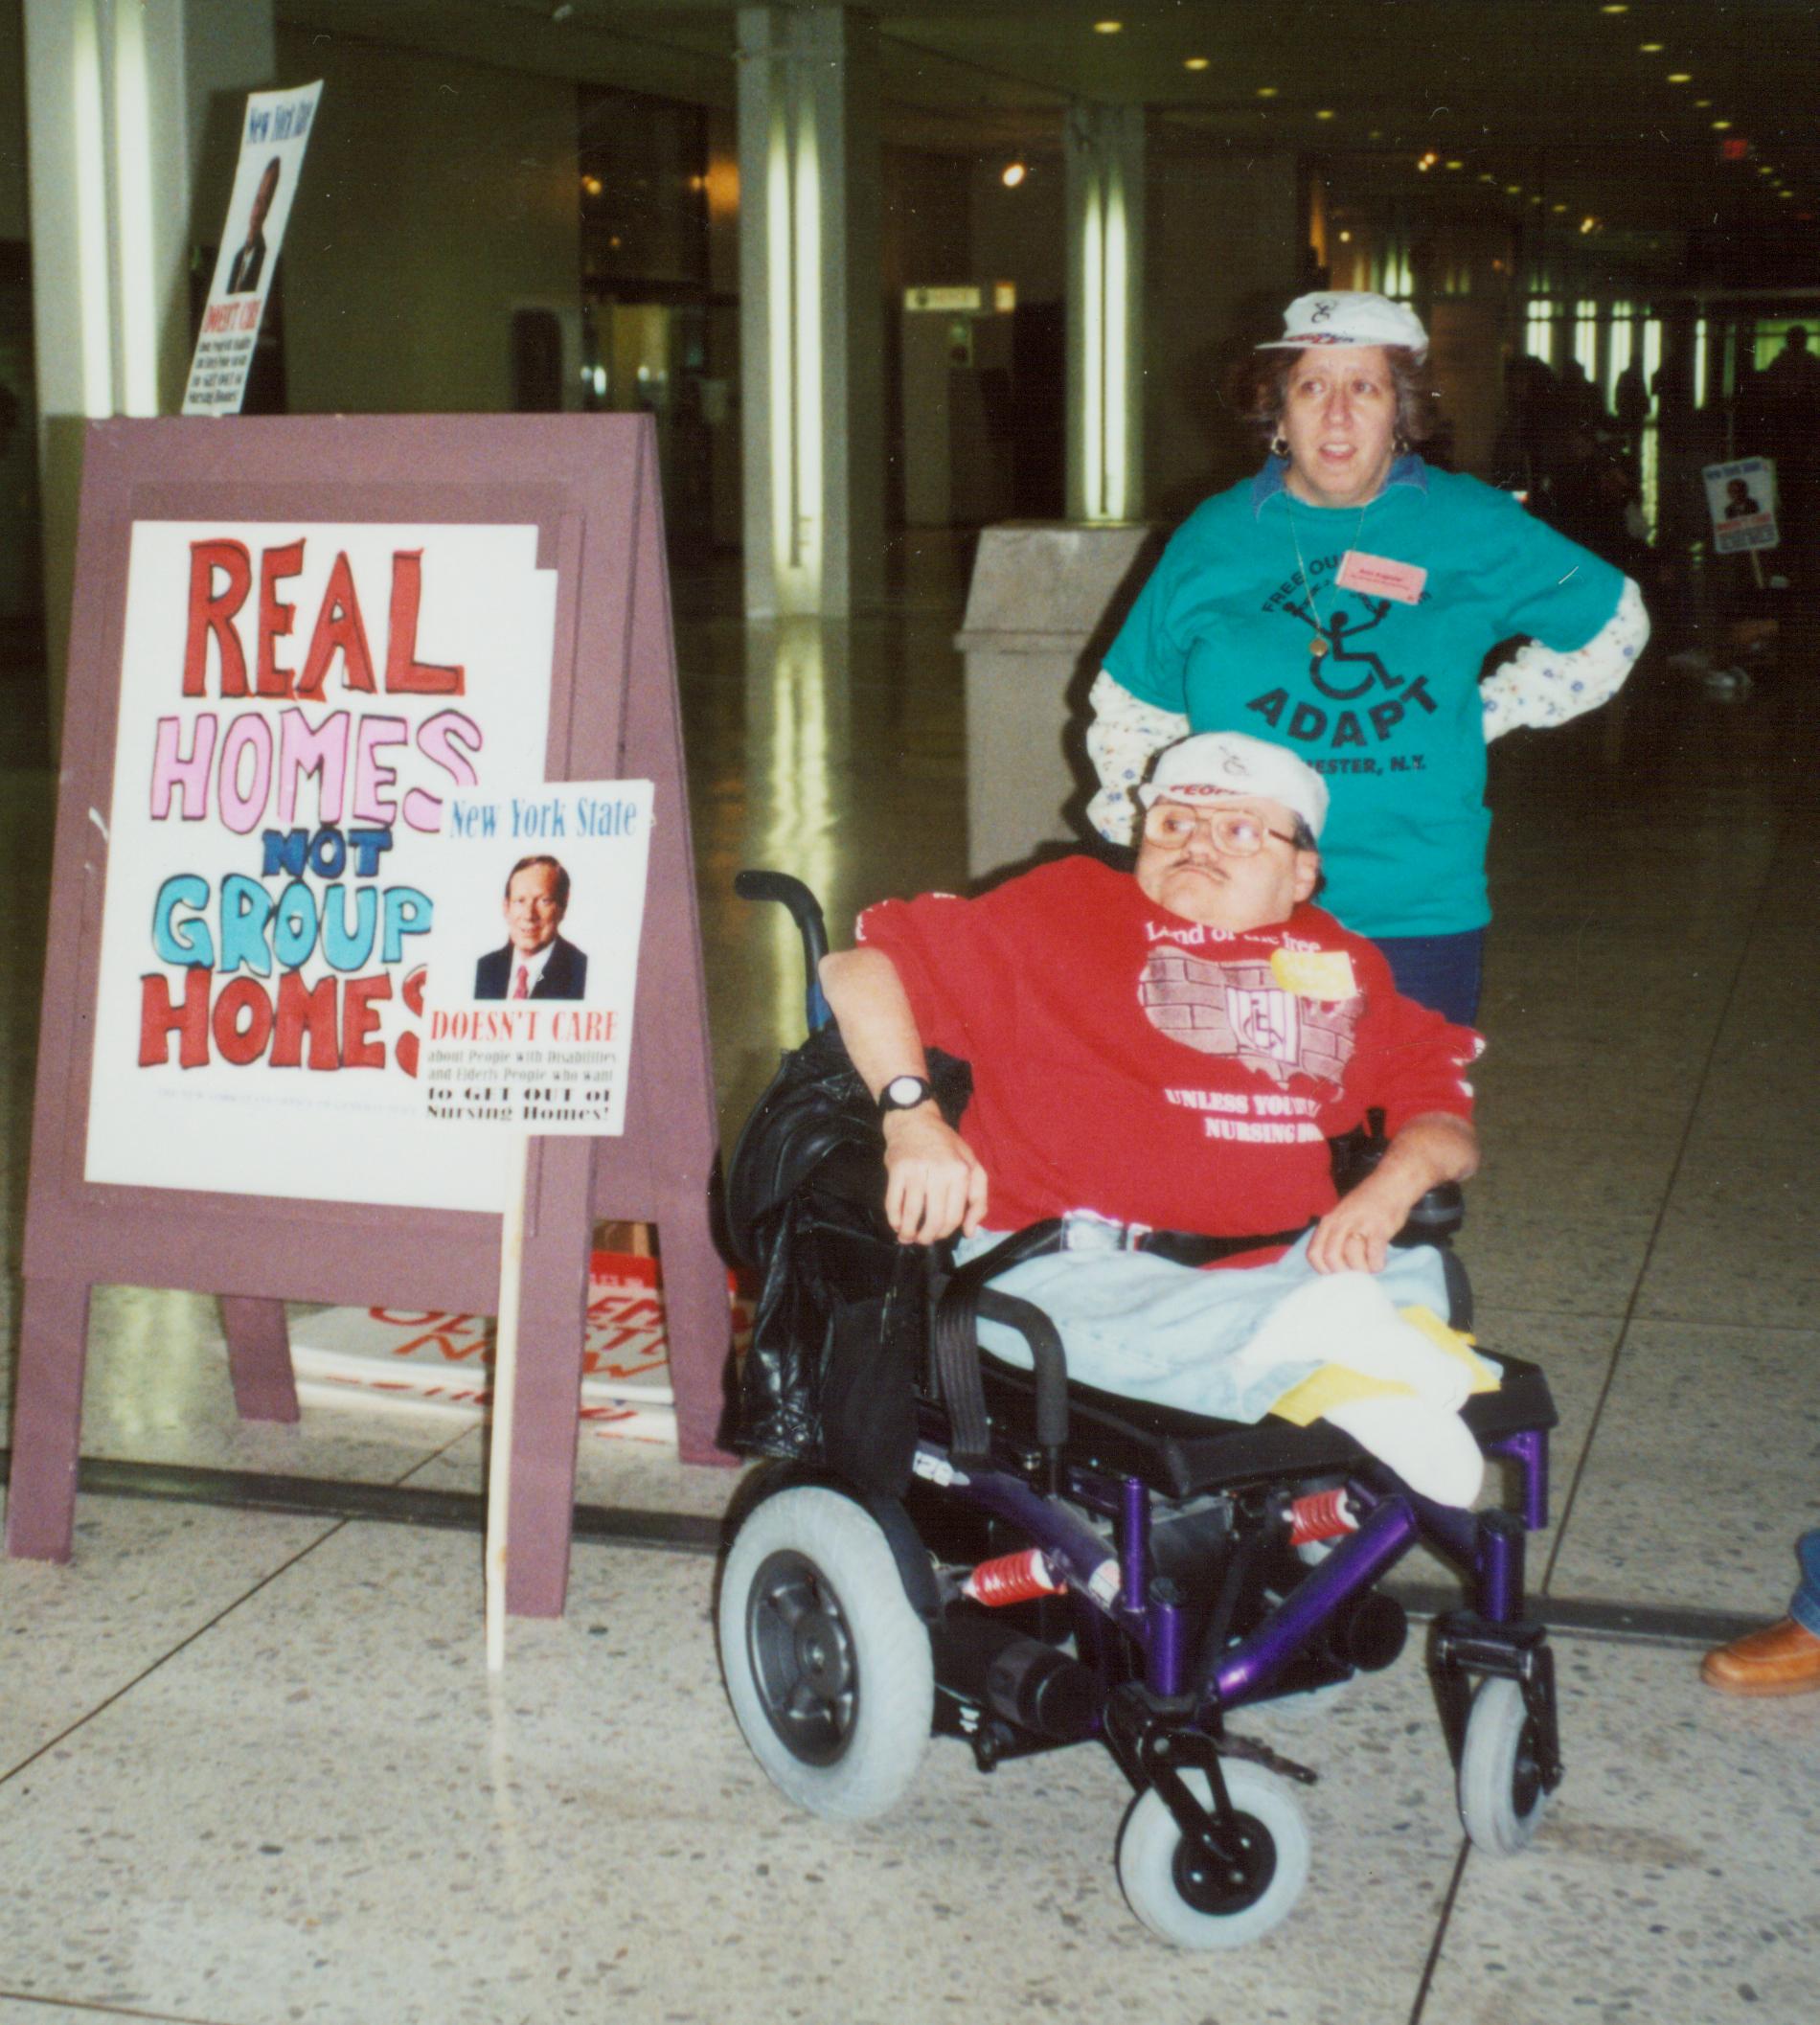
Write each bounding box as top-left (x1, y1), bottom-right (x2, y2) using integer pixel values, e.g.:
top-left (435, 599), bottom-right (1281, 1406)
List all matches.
top-left (1235, 1270), bottom-right (1469, 1408)
top-left (1322, 1396), bottom-right (1485, 1508)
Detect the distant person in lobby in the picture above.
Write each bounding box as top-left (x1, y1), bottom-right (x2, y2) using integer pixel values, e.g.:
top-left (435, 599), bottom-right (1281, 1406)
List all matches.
top-left (1086, 291), bottom-right (1650, 1025)
top-left (474, 855), bottom-right (588, 1001)
top-left (226, 157), bottom-right (281, 295)
top-left (1703, 1532), bottom-right (1820, 1696)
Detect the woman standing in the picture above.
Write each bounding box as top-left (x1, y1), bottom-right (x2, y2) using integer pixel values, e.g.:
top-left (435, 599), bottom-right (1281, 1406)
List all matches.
top-left (1089, 292), bottom-right (1649, 1023)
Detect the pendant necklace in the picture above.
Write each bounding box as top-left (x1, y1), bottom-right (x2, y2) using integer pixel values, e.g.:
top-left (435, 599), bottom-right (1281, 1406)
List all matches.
top-left (1286, 495), bottom-right (1372, 660)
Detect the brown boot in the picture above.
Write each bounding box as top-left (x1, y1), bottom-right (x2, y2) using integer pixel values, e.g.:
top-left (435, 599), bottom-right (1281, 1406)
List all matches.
top-left (1701, 1618), bottom-right (1820, 1696)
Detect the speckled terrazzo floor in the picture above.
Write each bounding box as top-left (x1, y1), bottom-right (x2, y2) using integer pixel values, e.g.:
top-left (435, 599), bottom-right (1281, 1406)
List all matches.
top-left (2, 546), bottom-right (1818, 2022)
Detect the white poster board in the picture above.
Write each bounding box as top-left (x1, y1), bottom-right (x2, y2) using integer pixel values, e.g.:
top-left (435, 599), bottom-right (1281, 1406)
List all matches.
top-left (417, 783), bottom-right (654, 1135)
top-left (1703, 456), bottom-right (1780, 554)
top-left (182, 82), bottom-right (322, 417)
top-left (84, 519), bottom-right (557, 1211)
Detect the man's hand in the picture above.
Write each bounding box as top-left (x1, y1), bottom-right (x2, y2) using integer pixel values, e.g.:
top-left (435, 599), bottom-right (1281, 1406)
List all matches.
top-left (882, 1104), bottom-right (989, 1244)
top-left (1308, 1111), bottom-right (1478, 1276)
top-left (1308, 1172), bottom-right (1409, 1275)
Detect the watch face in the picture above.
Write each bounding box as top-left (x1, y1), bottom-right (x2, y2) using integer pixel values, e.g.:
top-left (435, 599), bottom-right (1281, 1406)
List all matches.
top-left (883, 1075), bottom-right (929, 1109)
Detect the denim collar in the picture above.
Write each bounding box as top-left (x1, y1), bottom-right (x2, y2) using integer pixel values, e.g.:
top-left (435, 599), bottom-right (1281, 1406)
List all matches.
top-left (1250, 451), bottom-right (1428, 517)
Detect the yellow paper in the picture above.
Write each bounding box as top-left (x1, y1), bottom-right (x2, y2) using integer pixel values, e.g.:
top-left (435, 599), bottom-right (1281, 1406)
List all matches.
top-left (1269, 1363), bottom-right (1413, 1428)
top-left (1270, 947), bottom-right (1357, 1001)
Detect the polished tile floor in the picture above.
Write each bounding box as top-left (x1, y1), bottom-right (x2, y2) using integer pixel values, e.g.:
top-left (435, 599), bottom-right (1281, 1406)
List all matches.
top-left (1, 540), bottom-right (1817, 2023)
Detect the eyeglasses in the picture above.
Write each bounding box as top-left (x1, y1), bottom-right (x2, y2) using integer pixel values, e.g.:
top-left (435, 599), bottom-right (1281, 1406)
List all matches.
top-left (1143, 803), bottom-right (1301, 857)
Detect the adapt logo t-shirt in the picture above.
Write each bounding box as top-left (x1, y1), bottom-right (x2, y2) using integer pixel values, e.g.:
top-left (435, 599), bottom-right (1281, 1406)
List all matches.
top-left (1103, 459), bottom-right (1625, 938)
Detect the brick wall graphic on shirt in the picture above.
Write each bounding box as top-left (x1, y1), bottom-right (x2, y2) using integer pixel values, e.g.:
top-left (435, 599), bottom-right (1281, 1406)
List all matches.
top-left (1138, 950), bottom-right (1359, 1088)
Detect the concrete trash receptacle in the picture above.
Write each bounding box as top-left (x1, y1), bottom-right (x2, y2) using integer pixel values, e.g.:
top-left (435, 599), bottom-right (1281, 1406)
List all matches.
top-left (956, 521), bottom-right (1162, 879)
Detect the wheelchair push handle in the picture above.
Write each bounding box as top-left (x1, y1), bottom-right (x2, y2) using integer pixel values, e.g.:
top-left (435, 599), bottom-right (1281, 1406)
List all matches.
top-left (735, 869), bottom-right (833, 1033)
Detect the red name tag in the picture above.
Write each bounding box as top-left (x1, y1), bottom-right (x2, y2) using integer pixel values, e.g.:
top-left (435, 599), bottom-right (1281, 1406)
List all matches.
top-left (1336, 551), bottom-right (1427, 603)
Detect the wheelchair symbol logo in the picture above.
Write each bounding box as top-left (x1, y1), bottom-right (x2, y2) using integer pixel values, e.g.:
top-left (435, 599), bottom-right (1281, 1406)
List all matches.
top-left (1226, 986), bottom-right (1299, 1064)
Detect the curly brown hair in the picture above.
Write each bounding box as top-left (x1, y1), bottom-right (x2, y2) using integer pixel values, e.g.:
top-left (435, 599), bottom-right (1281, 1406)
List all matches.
top-left (1225, 344), bottom-right (1437, 449)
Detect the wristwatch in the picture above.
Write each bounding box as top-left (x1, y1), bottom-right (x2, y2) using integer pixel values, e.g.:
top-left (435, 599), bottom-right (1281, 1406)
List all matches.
top-left (877, 1074), bottom-right (935, 1116)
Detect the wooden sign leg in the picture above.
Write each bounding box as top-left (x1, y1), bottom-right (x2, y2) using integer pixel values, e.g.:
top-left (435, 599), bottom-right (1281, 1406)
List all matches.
top-left (501, 1136), bottom-right (595, 1620)
top-left (218, 1297), bottom-right (300, 1422)
top-left (5, 1278), bottom-right (94, 1561)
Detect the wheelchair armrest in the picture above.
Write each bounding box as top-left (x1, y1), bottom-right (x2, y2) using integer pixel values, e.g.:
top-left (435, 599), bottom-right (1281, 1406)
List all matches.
top-left (1395, 1181), bottom-right (1465, 1244)
top-left (975, 1286), bottom-right (1069, 1452)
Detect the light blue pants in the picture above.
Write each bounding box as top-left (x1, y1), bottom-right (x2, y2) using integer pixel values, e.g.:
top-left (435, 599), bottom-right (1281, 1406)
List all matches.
top-left (954, 1228), bottom-right (1454, 1426)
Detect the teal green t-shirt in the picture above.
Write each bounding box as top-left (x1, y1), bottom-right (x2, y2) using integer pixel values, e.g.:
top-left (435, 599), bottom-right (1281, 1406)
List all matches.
top-left (1103, 458), bottom-right (1625, 937)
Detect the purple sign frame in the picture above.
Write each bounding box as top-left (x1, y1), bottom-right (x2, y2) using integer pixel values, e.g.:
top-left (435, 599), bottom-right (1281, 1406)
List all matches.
top-left (7, 416), bottom-right (731, 1614)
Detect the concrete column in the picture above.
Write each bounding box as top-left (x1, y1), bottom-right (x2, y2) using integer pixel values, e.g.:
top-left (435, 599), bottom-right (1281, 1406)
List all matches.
top-left (23, 0), bottom-right (273, 731)
top-left (1065, 103), bottom-right (1145, 524)
top-left (736, 4), bottom-right (883, 617)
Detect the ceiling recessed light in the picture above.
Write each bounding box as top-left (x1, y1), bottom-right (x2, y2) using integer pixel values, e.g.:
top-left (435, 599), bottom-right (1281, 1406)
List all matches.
top-left (1339, 229), bottom-right (1352, 242)
top-left (1601, 4), bottom-right (1628, 12)
top-left (1505, 183), bottom-right (1522, 194)
top-left (1695, 98), bottom-right (1712, 107)
top-left (1581, 216), bottom-right (1597, 234)
top-left (1638, 41), bottom-right (1664, 54)
top-left (1001, 162), bottom-right (1026, 188)
top-left (1445, 159), bottom-right (1464, 170)
top-left (1315, 108), bottom-right (1335, 121)
top-left (1093, 18), bottom-right (1123, 32)
top-left (1184, 57), bottom-right (1210, 71)
top-left (1667, 73), bottom-right (1693, 84)
top-left (1256, 84), bottom-right (1279, 98)
top-left (1760, 164), bottom-right (1775, 175)
top-left (1552, 202), bottom-right (1568, 213)
top-left (1712, 119), bottom-right (1732, 130)
top-left (1478, 171), bottom-right (1496, 183)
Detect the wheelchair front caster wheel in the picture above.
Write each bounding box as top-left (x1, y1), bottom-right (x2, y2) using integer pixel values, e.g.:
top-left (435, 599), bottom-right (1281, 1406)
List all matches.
top-left (1457, 1675), bottom-right (1548, 1855)
top-left (718, 1486), bottom-right (933, 1823)
top-left (1116, 1763), bottom-right (1310, 1949)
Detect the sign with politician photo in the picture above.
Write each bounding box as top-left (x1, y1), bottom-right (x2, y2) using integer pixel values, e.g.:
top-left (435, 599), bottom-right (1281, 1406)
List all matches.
top-left (83, 517), bottom-right (558, 1212)
top-left (416, 782), bottom-right (655, 1135)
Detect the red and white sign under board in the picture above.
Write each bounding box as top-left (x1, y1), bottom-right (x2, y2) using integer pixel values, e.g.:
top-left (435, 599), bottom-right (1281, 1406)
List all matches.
top-left (289, 1251), bottom-right (752, 1446)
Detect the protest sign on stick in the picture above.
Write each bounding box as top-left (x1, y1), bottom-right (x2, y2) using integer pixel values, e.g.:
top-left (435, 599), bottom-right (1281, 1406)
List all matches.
top-left (183, 83), bottom-right (321, 418)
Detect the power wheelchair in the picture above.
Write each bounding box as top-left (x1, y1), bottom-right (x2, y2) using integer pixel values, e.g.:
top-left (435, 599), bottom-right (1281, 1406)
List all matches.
top-left (717, 870), bottom-right (1562, 1949)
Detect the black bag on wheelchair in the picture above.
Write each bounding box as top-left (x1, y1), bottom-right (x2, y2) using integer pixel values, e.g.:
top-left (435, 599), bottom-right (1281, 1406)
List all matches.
top-left (726, 1021), bottom-right (970, 1485)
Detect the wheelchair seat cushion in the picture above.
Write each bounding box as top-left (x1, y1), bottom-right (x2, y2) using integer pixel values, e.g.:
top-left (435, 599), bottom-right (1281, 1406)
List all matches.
top-left (971, 1348), bottom-right (1558, 1503)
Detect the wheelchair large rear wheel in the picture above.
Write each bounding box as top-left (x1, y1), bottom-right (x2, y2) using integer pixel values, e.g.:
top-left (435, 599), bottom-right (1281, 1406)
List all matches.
top-left (1117, 1763), bottom-right (1310, 1949)
top-left (1457, 1675), bottom-right (1548, 1855)
top-left (719, 1486), bottom-right (933, 1823)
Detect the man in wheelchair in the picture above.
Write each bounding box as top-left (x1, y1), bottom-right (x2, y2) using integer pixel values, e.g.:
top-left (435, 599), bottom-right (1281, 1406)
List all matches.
top-left (719, 731), bottom-right (1561, 1948)
top-left (820, 731), bottom-right (1490, 1507)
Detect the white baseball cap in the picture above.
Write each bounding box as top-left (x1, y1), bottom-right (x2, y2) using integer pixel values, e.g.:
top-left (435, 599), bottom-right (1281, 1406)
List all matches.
top-left (1258, 290), bottom-right (1429, 363)
top-left (1138, 732), bottom-right (1329, 841)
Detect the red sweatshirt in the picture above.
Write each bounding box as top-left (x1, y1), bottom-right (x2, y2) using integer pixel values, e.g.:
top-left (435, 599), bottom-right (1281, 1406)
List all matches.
top-left (857, 855), bottom-right (1480, 1242)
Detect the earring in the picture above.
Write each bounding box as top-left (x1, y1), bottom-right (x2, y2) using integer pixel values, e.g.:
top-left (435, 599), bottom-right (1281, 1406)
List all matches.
top-left (1394, 433), bottom-right (1411, 455)
top-left (1271, 434), bottom-right (1289, 459)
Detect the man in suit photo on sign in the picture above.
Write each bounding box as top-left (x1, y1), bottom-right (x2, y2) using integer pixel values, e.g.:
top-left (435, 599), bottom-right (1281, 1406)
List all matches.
top-left (474, 855), bottom-right (589, 1001)
top-left (227, 157), bottom-right (281, 295)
